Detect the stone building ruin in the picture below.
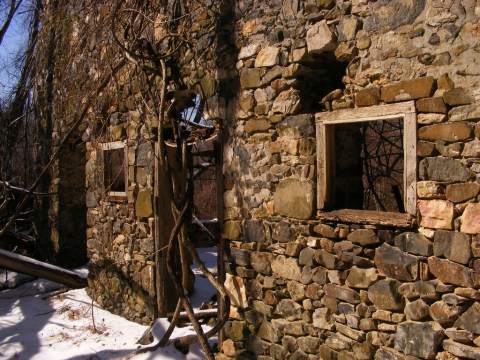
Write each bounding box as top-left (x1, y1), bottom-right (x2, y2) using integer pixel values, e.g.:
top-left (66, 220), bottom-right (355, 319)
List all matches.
top-left (35, 0), bottom-right (480, 359)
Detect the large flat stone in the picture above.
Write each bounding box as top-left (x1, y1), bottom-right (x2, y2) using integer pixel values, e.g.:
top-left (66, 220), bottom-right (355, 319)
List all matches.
top-left (443, 87), bottom-right (474, 106)
top-left (355, 88), bottom-right (381, 107)
top-left (374, 243), bottom-right (418, 281)
top-left (275, 299), bottom-right (303, 321)
top-left (347, 229), bottom-right (379, 246)
top-left (454, 302), bottom-right (480, 335)
top-left (135, 189), bottom-right (153, 217)
top-left (429, 300), bottom-right (466, 326)
top-left (272, 89), bottom-right (302, 115)
top-left (394, 232), bottom-right (433, 256)
top-left (443, 339), bottom-right (480, 359)
top-left (255, 46), bottom-right (280, 67)
top-left (273, 179), bottom-right (314, 220)
top-left (346, 266), bottom-right (379, 288)
top-left (368, 279), bottom-right (405, 311)
top-left (364, 0), bottom-right (426, 32)
top-left (433, 230), bottom-right (472, 265)
top-left (324, 283), bottom-right (361, 304)
top-left (238, 44), bottom-right (261, 60)
top-left (225, 274), bottom-right (247, 308)
top-left (462, 139), bottom-right (480, 157)
top-left (240, 68), bottom-right (262, 89)
top-left (449, 104), bottom-right (480, 122)
top-left (428, 256), bottom-right (474, 287)
top-left (271, 255), bottom-right (302, 281)
top-left (313, 307), bottom-right (334, 330)
top-left (405, 299), bottom-right (430, 321)
top-left (446, 183), bottom-right (480, 203)
top-left (416, 97), bottom-right (447, 114)
top-left (419, 157), bottom-right (473, 183)
top-left (245, 119), bottom-right (271, 134)
top-left (418, 122), bottom-right (472, 142)
top-left (394, 321), bottom-right (444, 359)
top-left (250, 252), bottom-right (273, 275)
top-left (381, 77), bottom-right (435, 103)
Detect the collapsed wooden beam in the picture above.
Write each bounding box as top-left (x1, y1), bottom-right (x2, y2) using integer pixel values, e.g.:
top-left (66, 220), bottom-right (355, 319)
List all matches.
top-left (0, 249), bottom-right (88, 289)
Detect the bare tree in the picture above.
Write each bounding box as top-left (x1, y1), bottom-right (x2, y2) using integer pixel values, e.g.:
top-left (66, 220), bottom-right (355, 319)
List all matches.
top-left (0, 0), bottom-right (23, 46)
top-left (1, 1), bottom-right (230, 357)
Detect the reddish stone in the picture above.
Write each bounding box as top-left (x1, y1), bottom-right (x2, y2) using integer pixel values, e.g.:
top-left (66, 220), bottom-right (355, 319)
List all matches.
top-left (461, 203), bottom-right (480, 234)
top-left (418, 200), bottom-right (454, 230)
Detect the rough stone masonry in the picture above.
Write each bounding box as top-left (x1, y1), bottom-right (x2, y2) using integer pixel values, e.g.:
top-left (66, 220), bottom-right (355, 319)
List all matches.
top-left (219, 1), bottom-right (480, 359)
top-left (37, 0), bottom-right (480, 358)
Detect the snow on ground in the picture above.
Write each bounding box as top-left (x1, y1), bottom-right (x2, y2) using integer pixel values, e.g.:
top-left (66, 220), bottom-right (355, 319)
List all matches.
top-left (0, 248), bottom-right (218, 360)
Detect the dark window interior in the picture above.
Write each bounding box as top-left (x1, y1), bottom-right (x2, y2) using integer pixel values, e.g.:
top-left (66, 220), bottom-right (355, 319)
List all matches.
top-left (104, 148), bottom-right (126, 193)
top-left (333, 118), bottom-right (404, 212)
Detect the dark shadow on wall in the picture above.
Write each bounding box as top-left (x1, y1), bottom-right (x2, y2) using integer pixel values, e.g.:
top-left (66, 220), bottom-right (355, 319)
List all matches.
top-left (57, 143), bottom-right (87, 268)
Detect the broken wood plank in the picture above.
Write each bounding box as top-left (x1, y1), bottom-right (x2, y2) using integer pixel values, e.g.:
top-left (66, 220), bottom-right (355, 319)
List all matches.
top-left (167, 309), bottom-right (218, 321)
top-left (0, 249), bottom-right (87, 288)
top-left (317, 209), bottom-right (416, 228)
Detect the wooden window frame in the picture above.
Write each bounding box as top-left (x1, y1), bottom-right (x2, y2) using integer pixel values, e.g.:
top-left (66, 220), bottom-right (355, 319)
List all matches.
top-left (99, 141), bottom-right (128, 198)
top-left (315, 101), bottom-right (417, 227)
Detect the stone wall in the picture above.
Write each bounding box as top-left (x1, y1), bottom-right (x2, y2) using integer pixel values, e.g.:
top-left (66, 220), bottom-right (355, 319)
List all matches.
top-left (80, 2), bottom-right (230, 324)
top-left (36, 0), bottom-right (480, 354)
top-left (84, 108), bottom-right (158, 323)
top-left (219, 0), bottom-right (480, 359)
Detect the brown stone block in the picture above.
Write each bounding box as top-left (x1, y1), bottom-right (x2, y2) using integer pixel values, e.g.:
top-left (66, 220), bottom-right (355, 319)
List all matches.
top-left (374, 243), bottom-right (418, 281)
top-left (239, 68), bottom-right (262, 89)
top-left (135, 189), bottom-right (153, 218)
top-left (437, 73), bottom-right (455, 90)
top-left (381, 76), bottom-right (435, 103)
top-left (355, 88), bottom-right (381, 107)
top-left (428, 256), bottom-right (474, 287)
top-left (446, 182), bottom-right (480, 203)
top-left (443, 87), bottom-right (474, 107)
top-left (416, 97), bottom-right (447, 113)
top-left (418, 122), bottom-right (472, 142)
top-left (417, 141), bottom-right (437, 157)
top-left (244, 119), bottom-right (271, 134)
top-left (443, 339), bottom-right (480, 359)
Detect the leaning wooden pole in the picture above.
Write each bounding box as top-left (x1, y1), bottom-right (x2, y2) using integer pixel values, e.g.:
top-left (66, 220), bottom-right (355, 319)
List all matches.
top-left (0, 249), bottom-right (87, 288)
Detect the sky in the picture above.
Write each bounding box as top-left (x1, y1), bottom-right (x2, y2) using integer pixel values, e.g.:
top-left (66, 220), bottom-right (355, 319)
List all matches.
top-left (0, 2), bottom-right (30, 98)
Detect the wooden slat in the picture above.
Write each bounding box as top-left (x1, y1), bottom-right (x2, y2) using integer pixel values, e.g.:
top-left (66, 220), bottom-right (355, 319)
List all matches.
top-left (316, 121), bottom-right (327, 209)
top-left (317, 209), bottom-right (416, 228)
top-left (404, 112), bottom-right (417, 216)
top-left (315, 101), bottom-right (415, 123)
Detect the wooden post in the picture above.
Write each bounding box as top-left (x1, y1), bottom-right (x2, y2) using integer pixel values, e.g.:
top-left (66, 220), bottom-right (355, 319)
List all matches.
top-left (154, 143), bottom-right (179, 317)
top-left (215, 127), bottom-right (226, 345)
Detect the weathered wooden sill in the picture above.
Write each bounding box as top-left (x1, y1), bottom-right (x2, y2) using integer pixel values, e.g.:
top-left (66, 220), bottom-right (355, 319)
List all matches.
top-left (317, 209), bottom-right (416, 228)
top-left (104, 193), bottom-right (127, 203)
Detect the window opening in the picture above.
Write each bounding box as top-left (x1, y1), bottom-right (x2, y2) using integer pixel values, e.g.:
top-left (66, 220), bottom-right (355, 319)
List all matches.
top-left (316, 101), bottom-right (417, 225)
top-left (100, 141), bottom-right (127, 197)
top-left (334, 119), bottom-right (405, 212)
